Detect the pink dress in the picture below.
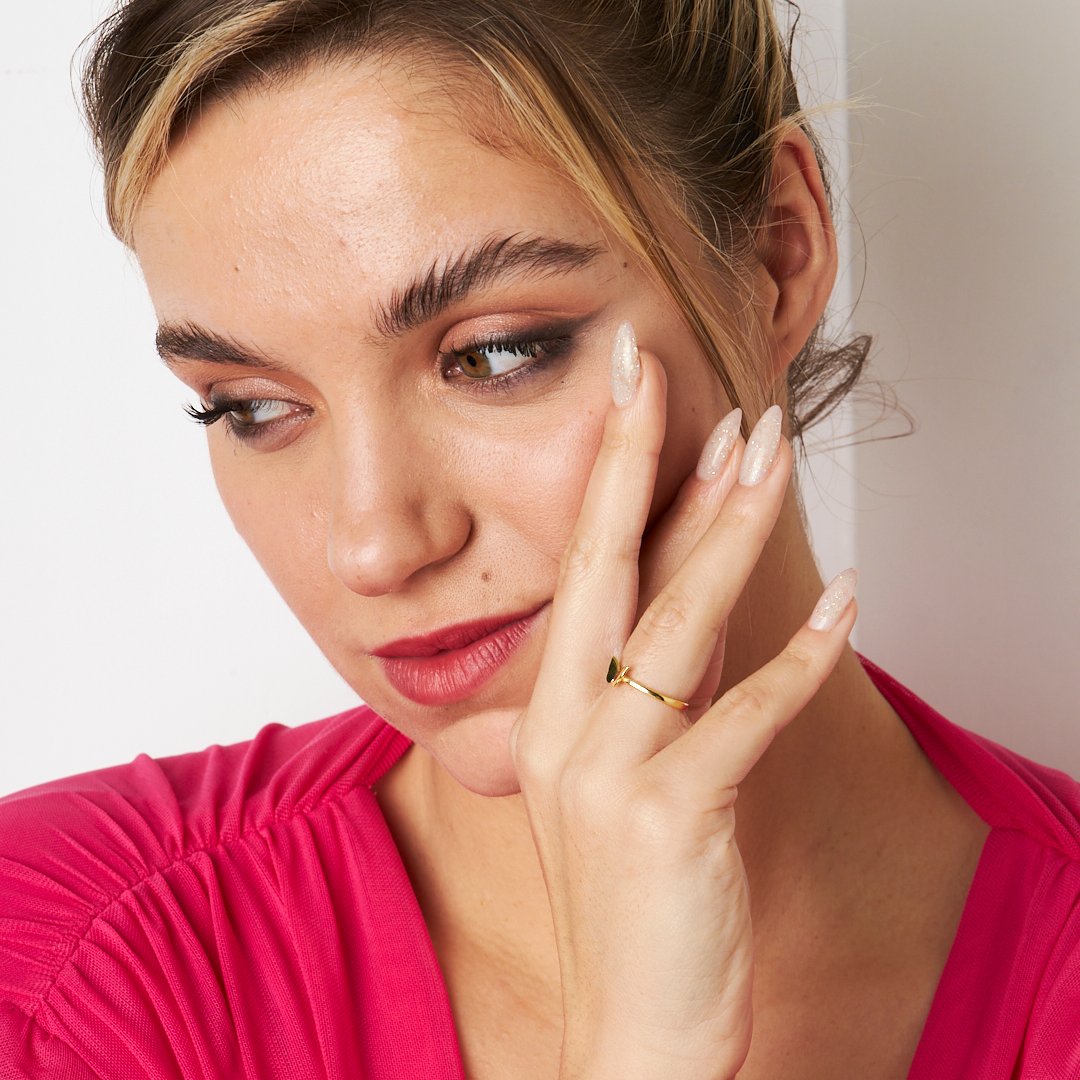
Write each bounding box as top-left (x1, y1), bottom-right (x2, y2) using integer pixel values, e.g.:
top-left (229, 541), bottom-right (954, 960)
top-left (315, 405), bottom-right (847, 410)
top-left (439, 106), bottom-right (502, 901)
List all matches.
top-left (0, 653), bottom-right (1077, 1078)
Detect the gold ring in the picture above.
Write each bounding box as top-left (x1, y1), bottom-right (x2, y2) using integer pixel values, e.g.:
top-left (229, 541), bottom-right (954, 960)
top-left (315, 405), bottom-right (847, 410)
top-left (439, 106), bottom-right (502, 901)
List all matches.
top-left (606, 656), bottom-right (690, 711)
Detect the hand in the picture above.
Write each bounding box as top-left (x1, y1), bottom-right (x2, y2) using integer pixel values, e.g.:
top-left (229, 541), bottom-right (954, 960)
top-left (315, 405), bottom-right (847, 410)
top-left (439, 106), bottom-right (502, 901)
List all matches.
top-left (508, 326), bottom-right (857, 1080)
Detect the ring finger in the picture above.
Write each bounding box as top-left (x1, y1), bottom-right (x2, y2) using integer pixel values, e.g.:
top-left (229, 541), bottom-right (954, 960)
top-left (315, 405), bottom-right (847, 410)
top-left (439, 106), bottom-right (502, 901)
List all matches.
top-left (598, 405), bottom-right (791, 758)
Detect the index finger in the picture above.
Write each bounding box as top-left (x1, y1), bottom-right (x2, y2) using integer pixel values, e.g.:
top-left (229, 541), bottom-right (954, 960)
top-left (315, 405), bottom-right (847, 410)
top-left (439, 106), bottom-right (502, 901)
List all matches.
top-left (535, 323), bottom-right (667, 703)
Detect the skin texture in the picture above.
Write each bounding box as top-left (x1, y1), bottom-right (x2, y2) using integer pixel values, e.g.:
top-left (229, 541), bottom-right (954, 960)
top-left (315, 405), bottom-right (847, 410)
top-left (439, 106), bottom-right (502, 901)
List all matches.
top-left (137, 56), bottom-right (739, 797)
top-left (133, 55), bottom-right (990, 1079)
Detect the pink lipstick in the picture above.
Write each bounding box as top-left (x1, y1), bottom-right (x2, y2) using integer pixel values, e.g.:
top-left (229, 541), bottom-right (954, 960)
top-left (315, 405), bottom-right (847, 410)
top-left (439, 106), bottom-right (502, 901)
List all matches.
top-left (372, 602), bottom-right (548, 706)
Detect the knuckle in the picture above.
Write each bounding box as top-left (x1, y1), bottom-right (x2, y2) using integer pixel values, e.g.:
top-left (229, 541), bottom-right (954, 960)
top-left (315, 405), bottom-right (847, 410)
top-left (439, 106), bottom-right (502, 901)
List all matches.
top-left (784, 641), bottom-right (820, 678)
top-left (722, 681), bottom-right (772, 718)
top-left (602, 414), bottom-right (662, 466)
top-left (784, 638), bottom-right (832, 691)
top-left (559, 530), bottom-right (638, 584)
top-left (558, 532), bottom-right (603, 582)
top-left (722, 498), bottom-right (772, 545)
top-left (511, 731), bottom-right (561, 790)
top-left (601, 422), bottom-right (638, 459)
top-left (638, 588), bottom-right (695, 638)
top-left (724, 499), bottom-right (759, 533)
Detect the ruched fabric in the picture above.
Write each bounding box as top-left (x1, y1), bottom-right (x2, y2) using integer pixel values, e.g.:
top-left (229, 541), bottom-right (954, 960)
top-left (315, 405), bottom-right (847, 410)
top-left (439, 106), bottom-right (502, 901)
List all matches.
top-left (0, 653), bottom-right (1078, 1078)
top-left (0, 709), bottom-right (462, 1079)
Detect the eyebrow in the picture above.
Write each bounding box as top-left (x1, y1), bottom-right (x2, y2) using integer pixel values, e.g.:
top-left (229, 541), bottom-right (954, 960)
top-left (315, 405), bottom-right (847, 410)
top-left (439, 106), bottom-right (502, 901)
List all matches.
top-left (154, 233), bottom-right (603, 370)
top-left (373, 233), bottom-right (602, 338)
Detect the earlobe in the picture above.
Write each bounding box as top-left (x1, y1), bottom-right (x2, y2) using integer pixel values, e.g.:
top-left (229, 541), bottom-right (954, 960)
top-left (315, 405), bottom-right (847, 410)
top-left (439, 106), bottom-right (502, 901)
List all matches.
top-left (756, 129), bottom-right (837, 379)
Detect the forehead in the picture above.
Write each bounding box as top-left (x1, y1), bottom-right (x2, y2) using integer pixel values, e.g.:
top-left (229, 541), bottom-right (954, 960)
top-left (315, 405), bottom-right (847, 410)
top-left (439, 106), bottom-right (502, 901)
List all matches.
top-left (133, 55), bottom-right (606, 329)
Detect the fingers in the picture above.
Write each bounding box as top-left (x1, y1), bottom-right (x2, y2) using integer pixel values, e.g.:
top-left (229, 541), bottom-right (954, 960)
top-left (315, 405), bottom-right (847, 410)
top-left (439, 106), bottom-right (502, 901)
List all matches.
top-left (602, 408), bottom-right (793, 755)
top-left (635, 411), bottom-right (744, 629)
top-left (649, 578), bottom-right (858, 804)
top-left (537, 326), bottom-right (668, 702)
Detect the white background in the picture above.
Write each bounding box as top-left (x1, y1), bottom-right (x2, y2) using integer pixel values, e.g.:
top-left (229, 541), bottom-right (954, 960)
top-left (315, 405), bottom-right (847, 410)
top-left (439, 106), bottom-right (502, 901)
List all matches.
top-left (1, 1), bottom-right (1076, 796)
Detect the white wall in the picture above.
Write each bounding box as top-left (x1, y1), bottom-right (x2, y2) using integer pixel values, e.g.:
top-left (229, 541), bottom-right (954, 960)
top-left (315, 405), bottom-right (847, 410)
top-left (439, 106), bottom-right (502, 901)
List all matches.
top-left (780, 0), bottom-right (860, 628)
top-left (1, 2), bottom-right (358, 795)
top-left (3, 1), bottom-right (1073, 797)
top-left (846, 0), bottom-right (1079, 773)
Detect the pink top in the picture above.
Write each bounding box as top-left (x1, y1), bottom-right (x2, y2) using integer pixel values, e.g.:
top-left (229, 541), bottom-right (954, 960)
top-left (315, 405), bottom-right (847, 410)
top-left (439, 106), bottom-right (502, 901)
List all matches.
top-left (0, 653), bottom-right (1077, 1078)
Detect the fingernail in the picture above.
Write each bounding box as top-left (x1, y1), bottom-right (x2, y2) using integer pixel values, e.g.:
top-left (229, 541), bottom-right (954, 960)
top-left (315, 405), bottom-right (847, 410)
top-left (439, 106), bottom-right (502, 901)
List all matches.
top-left (696, 408), bottom-right (742, 483)
top-left (738, 404), bottom-right (783, 486)
top-left (610, 321), bottom-right (641, 408)
top-left (808, 568), bottom-right (859, 632)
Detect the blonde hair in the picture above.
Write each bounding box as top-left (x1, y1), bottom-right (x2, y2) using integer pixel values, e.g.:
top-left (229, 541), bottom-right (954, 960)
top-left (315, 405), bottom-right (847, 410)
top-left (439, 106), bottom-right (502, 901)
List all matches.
top-left (81, 0), bottom-right (871, 447)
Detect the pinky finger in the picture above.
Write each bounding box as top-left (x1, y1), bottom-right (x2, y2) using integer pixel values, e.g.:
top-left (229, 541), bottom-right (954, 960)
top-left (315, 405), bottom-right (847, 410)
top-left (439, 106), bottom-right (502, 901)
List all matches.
top-left (649, 569), bottom-right (859, 800)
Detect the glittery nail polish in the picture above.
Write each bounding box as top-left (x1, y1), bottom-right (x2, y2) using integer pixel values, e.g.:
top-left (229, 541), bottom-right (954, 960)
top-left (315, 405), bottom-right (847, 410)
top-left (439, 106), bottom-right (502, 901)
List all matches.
top-left (738, 404), bottom-right (783, 486)
top-left (808, 568), bottom-right (859, 631)
top-left (696, 408), bottom-right (742, 483)
top-left (610, 321), bottom-right (640, 407)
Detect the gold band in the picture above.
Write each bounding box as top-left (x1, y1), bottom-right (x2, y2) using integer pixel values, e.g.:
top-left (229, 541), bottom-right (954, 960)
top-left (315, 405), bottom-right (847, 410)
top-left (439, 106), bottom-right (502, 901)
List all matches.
top-left (606, 656), bottom-right (691, 711)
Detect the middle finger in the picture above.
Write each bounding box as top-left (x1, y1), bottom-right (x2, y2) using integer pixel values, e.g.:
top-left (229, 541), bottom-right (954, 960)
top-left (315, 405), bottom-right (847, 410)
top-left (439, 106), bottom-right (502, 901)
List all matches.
top-left (600, 405), bottom-right (790, 758)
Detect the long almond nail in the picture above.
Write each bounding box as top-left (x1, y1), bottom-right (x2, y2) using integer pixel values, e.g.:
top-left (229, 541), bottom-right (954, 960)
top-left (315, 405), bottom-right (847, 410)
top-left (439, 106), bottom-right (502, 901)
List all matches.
top-left (696, 408), bottom-right (742, 483)
top-left (808, 568), bottom-right (859, 631)
top-left (738, 404), bottom-right (783, 486)
top-left (610, 321), bottom-right (641, 408)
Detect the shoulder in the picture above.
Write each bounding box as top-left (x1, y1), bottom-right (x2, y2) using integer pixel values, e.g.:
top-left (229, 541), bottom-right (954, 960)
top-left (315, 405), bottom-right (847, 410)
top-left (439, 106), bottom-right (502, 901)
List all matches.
top-left (858, 656), bottom-right (1080, 1067)
top-left (0, 704), bottom-right (408, 1020)
top-left (858, 652), bottom-right (1080, 861)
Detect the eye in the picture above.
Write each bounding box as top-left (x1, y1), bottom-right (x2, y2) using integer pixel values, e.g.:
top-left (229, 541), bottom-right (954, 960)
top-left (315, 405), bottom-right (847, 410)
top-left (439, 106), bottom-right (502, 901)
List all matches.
top-left (222, 398), bottom-right (292, 426)
top-left (444, 332), bottom-right (574, 396)
top-left (183, 396), bottom-right (305, 446)
top-left (456, 340), bottom-right (538, 380)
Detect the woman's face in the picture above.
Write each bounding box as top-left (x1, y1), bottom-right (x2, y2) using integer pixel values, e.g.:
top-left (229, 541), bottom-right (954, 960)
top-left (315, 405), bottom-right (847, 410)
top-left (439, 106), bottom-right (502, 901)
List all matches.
top-left (134, 56), bottom-right (733, 795)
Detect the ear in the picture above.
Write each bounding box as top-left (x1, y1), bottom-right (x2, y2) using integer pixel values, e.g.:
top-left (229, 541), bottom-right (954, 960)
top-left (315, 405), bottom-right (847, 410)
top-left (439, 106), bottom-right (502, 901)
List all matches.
top-left (752, 126), bottom-right (837, 383)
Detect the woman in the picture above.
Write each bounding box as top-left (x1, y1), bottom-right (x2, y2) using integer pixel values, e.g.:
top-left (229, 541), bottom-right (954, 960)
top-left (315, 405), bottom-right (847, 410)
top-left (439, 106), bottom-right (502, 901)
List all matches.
top-left (1, 1), bottom-right (1077, 1077)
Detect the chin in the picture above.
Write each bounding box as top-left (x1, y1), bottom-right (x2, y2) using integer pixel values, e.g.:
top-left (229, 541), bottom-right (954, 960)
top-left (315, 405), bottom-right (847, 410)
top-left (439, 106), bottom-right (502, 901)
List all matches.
top-left (426, 705), bottom-right (526, 797)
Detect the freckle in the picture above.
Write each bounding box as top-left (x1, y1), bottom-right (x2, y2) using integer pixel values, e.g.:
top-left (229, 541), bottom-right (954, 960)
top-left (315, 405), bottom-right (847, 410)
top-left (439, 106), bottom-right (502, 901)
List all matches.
top-left (481, 571), bottom-right (491, 582)
top-left (233, 265), bottom-right (240, 273)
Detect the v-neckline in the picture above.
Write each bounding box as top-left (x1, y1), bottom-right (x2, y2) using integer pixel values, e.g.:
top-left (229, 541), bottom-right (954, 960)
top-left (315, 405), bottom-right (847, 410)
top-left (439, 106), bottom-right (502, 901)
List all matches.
top-left (364, 653), bottom-right (1006, 1079)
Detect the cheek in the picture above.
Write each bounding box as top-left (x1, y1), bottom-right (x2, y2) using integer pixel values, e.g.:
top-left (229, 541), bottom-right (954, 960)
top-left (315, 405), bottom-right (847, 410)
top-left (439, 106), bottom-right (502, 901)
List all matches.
top-left (455, 401), bottom-right (609, 574)
top-left (208, 446), bottom-right (329, 607)
top-left (204, 396), bottom-right (609, 604)
top-left (647, 363), bottom-right (731, 532)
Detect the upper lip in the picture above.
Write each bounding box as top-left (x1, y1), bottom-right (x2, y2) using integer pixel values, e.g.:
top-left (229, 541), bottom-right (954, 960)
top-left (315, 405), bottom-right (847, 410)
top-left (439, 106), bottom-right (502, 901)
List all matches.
top-left (370, 600), bottom-right (548, 658)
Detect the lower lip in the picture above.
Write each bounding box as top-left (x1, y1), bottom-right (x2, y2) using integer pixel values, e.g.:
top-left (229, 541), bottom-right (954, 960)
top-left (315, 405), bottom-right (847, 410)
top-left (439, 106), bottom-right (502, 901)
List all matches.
top-left (376, 604), bottom-right (548, 706)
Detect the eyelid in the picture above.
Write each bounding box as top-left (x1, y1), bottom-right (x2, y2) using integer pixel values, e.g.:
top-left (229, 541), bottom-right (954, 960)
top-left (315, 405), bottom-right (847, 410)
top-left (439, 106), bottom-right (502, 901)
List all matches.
top-left (183, 393), bottom-right (312, 450)
top-left (439, 311), bottom-right (591, 355)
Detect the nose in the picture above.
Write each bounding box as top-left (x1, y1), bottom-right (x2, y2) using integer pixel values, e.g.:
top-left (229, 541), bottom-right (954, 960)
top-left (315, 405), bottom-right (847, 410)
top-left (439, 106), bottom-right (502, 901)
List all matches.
top-left (325, 416), bottom-right (470, 597)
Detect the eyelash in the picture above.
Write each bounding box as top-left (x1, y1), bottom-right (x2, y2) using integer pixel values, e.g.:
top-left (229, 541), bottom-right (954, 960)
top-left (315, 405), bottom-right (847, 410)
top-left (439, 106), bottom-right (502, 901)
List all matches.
top-left (183, 330), bottom-right (574, 446)
top-left (443, 332), bottom-right (571, 396)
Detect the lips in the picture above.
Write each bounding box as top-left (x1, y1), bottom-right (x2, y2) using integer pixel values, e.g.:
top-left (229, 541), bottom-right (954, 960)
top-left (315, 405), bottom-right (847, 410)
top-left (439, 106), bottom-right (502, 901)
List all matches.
top-left (370, 602), bottom-right (549, 658)
top-left (373, 601), bottom-right (549, 706)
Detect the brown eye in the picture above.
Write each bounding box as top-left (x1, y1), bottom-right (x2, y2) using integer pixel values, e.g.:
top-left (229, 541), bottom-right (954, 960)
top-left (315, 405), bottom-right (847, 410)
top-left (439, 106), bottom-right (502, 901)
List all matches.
top-left (460, 349), bottom-right (494, 377)
top-left (455, 341), bottom-right (536, 381)
top-left (228, 399), bottom-right (293, 426)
